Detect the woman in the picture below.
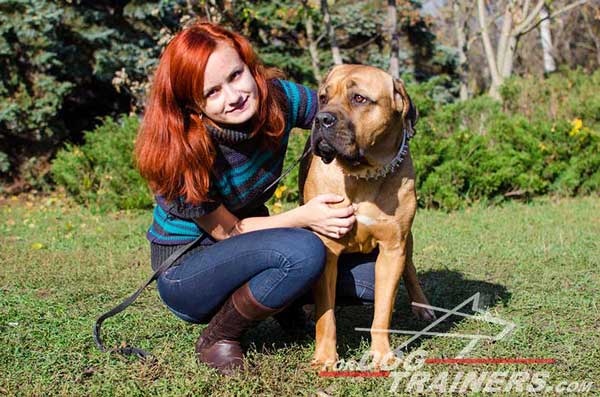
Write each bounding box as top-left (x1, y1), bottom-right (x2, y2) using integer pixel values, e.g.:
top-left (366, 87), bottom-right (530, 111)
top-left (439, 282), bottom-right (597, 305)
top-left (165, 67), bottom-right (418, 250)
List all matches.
top-left (135, 21), bottom-right (377, 375)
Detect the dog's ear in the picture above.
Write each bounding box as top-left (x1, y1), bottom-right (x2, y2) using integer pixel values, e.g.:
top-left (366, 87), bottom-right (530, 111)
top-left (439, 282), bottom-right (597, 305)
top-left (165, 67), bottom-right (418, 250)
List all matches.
top-left (320, 64), bottom-right (345, 86)
top-left (321, 69), bottom-right (333, 85)
top-left (393, 78), bottom-right (418, 135)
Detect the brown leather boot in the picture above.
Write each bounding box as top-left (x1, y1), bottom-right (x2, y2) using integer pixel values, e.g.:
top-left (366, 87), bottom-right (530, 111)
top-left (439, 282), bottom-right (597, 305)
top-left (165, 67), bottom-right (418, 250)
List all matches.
top-left (195, 282), bottom-right (282, 375)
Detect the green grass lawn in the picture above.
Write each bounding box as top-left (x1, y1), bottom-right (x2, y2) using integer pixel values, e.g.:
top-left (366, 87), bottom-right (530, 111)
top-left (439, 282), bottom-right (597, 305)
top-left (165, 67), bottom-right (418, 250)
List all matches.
top-left (1, 195), bottom-right (598, 396)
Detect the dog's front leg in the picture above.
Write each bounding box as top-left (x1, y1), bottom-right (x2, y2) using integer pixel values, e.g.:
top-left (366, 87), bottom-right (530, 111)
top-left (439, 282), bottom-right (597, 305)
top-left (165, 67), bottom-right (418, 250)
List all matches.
top-left (403, 232), bottom-right (436, 321)
top-left (311, 250), bottom-right (339, 370)
top-left (370, 241), bottom-right (406, 368)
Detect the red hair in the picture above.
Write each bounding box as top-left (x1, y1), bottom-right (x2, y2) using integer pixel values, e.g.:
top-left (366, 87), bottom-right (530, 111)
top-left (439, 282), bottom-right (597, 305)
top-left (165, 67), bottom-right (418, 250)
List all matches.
top-left (135, 21), bottom-right (286, 205)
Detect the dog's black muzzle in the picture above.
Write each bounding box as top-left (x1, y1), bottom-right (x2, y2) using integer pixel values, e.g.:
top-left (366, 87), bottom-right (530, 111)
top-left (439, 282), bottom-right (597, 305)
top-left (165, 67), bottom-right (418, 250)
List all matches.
top-left (312, 112), bottom-right (338, 164)
top-left (312, 111), bottom-right (367, 166)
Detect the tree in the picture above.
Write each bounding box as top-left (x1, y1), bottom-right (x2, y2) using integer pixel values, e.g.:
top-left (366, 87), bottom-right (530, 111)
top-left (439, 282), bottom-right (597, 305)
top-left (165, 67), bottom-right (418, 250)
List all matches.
top-left (301, 0), bottom-right (323, 83)
top-left (477, 0), bottom-right (589, 99)
top-left (321, 0), bottom-right (343, 65)
top-left (538, 5), bottom-right (556, 73)
top-left (450, 0), bottom-right (474, 100)
top-left (0, 0), bottom-right (182, 190)
top-left (580, 2), bottom-right (600, 66)
top-left (552, 1), bottom-right (600, 69)
top-left (386, 0), bottom-right (400, 78)
top-left (0, 2), bottom-right (71, 185)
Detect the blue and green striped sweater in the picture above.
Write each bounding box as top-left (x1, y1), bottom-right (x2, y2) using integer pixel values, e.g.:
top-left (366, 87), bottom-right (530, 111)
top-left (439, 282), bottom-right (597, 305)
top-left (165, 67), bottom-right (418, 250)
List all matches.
top-left (146, 79), bottom-right (317, 246)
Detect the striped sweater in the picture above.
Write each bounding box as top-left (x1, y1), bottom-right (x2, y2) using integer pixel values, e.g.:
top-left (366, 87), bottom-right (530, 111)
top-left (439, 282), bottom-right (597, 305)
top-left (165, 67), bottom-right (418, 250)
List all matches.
top-left (146, 79), bottom-right (317, 250)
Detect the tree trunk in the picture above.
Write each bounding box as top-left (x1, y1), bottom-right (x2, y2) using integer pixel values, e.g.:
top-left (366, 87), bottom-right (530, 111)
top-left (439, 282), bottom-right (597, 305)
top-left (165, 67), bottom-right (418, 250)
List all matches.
top-left (387, 0), bottom-right (400, 79)
top-left (477, 0), bottom-right (502, 99)
top-left (539, 5), bottom-right (557, 73)
top-left (496, 6), bottom-right (513, 75)
top-left (452, 0), bottom-right (470, 100)
top-left (302, 0), bottom-right (322, 83)
top-left (476, 0), bottom-right (586, 99)
top-left (500, 34), bottom-right (517, 79)
top-left (581, 5), bottom-right (600, 66)
top-left (321, 0), bottom-right (342, 65)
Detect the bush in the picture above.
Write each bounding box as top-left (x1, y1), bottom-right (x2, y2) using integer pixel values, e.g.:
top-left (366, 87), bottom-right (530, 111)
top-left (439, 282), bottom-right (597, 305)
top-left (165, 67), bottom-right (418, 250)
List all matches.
top-left (0, 1), bottom-right (184, 186)
top-left (51, 115), bottom-right (152, 212)
top-left (412, 72), bottom-right (600, 210)
top-left (500, 67), bottom-right (600, 130)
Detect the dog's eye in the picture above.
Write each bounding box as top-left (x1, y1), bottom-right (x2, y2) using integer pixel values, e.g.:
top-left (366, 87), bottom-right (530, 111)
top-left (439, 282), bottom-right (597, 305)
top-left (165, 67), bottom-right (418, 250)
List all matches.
top-left (352, 94), bottom-right (368, 104)
top-left (319, 94), bottom-right (327, 105)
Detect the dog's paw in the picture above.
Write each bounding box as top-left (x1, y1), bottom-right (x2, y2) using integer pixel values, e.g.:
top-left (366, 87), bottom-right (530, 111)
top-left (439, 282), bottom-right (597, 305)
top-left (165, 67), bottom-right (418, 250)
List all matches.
top-left (311, 349), bottom-right (339, 371)
top-left (311, 356), bottom-right (338, 372)
top-left (412, 306), bottom-right (437, 322)
top-left (369, 349), bottom-right (401, 370)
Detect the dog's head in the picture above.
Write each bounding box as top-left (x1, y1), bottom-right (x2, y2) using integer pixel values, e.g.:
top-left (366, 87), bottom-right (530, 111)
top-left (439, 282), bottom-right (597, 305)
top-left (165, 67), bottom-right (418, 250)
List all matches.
top-left (311, 64), bottom-right (417, 174)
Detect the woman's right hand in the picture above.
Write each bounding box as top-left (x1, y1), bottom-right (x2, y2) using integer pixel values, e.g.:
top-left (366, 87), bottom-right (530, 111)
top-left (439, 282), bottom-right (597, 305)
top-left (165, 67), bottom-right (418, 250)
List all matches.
top-left (301, 194), bottom-right (356, 239)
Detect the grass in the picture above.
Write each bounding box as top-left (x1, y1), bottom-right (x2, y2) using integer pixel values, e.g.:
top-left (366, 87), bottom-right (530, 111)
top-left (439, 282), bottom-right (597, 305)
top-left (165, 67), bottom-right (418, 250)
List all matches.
top-left (0, 194), bottom-right (598, 396)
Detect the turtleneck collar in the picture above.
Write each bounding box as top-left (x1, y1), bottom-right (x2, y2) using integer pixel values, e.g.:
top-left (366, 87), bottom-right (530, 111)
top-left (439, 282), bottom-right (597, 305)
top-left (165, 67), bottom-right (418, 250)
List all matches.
top-left (204, 120), bottom-right (255, 145)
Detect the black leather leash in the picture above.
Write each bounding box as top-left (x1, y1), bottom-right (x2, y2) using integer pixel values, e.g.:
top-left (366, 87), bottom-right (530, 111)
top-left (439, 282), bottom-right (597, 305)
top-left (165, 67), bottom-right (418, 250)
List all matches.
top-left (93, 235), bottom-right (205, 360)
top-left (263, 140), bottom-right (312, 193)
top-left (92, 139), bottom-right (313, 361)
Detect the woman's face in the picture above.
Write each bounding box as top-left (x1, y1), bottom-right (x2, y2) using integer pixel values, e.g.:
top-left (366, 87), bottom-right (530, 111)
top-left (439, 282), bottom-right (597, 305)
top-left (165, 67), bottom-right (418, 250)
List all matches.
top-left (200, 44), bottom-right (259, 126)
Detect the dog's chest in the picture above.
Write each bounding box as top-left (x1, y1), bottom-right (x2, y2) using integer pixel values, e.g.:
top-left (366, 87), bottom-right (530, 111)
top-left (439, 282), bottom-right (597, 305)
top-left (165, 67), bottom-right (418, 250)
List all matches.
top-left (344, 212), bottom-right (385, 254)
top-left (345, 226), bottom-right (378, 253)
top-left (355, 214), bottom-right (378, 226)
top-left (343, 200), bottom-right (403, 253)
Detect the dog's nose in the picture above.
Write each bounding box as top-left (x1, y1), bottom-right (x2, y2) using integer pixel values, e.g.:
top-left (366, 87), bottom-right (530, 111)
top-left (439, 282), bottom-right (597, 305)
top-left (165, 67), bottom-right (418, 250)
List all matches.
top-left (315, 112), bottom-right (337, 129)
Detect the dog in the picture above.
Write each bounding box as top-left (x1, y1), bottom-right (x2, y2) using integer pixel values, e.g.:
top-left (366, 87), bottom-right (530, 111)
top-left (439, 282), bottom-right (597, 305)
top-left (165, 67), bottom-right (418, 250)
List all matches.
top-left (299, 64), bottom-right (436, 369)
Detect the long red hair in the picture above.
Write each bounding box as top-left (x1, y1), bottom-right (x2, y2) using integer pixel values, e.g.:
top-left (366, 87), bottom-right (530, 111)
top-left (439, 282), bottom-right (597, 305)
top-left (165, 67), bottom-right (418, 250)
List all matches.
top-left (135, 21), bottom-right (286, 205)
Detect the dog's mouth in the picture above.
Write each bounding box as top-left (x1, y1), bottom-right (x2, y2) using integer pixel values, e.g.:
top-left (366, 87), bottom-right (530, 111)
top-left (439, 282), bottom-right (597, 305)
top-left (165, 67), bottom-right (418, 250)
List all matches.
top-left (314, 137), bottom-right (337, 164)
top-left (313, 135), bottom-right (368, 167)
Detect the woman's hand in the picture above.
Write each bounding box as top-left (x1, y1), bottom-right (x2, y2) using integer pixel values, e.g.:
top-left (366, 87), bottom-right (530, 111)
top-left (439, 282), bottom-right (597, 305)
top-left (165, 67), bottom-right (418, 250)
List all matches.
top-left (194, 195), bottom-right (355, 241)
top-left (301, 194), bottom-right (356, 239)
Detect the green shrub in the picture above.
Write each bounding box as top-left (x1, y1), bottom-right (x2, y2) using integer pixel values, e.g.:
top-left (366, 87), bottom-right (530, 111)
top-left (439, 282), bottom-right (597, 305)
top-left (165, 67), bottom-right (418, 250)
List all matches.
top-left (412, 79), bottom-right (600, 210)
top-left (500, 67), bottom-right (600, 129)
top-left (51, 115), bottom-right (152, 212)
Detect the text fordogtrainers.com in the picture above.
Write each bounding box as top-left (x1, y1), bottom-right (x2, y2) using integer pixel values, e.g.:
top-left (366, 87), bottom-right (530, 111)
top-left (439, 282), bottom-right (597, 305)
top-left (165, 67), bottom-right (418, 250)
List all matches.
top-left (319, 293), bottom-right (594, 394)
top-left (320, 349), bottom-right (594, 394)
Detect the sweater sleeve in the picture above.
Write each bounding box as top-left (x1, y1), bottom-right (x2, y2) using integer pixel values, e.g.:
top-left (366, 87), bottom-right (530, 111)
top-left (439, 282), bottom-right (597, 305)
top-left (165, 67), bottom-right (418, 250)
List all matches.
top-left (272, 79), bottom-right (318, 130)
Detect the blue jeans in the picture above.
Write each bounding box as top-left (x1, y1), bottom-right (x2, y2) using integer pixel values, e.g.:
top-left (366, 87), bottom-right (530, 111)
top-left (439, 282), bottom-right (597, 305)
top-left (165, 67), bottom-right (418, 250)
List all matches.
top-left (156, 227), bottom-right (377, 324)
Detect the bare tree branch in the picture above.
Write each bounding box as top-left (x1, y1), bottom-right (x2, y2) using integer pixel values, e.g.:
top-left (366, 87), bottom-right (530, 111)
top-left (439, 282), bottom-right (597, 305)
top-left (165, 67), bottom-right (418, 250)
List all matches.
top-left (321, 0), bottom-right (343, 65)
top-left (518, 0), bottom-right (589, 36)
top-left (346, 34), bottom-right (381, 51)
top-left (514, 0), bottom-right (545, 35)
top-left (581, 6), bottom-right (600, 64)
top-left (466, 8), bottom-right (510, 47)
top-left (523, 0), bottom-right (532, 18)
top-left (387, 0), bottom-right (400, 78)
top-left (302, 0), bottom-right (322, 83)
